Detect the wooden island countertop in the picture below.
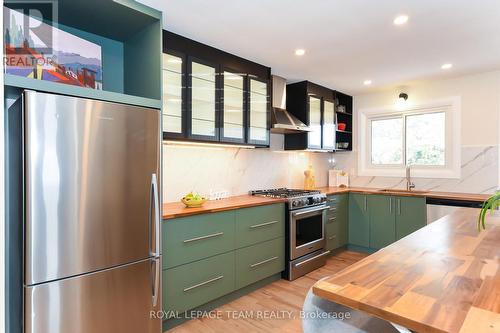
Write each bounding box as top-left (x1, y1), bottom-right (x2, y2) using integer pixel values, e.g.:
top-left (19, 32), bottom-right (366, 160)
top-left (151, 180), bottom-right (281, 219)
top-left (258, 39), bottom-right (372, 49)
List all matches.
top-left (313, 208), bottom-right (500, 333)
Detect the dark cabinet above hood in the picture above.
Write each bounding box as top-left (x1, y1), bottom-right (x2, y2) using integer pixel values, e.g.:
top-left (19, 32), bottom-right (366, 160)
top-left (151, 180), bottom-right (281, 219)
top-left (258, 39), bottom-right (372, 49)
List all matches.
top-left (271, 75), bottom-right (311, 133)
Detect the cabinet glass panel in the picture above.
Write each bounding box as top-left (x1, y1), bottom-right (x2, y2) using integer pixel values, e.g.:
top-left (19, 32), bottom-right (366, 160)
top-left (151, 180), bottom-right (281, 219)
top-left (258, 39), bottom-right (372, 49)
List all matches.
top-left (190, 61), bottom-right (216, 137)
top-left (308, 96), bottom-right (322, 148)
top-left (323, 100), bottom-right (335, 149)
top-left (249, 79), bottom-right (268, 143)
top-left (223, 71), bottom-right (244, 140)
top-left (162, 54), bottom-right (183, 134)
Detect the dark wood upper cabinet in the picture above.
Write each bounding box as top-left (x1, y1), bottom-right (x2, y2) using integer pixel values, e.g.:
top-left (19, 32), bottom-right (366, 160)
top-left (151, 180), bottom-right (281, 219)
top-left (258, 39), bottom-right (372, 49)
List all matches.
top-left (284, 81), bottom-right (353, 151)
top-left (162, 31), bottom-right (271, 147)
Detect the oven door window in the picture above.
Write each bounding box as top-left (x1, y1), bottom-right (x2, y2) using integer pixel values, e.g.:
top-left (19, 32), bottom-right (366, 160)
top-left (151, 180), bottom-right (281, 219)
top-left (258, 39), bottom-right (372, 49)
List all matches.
top-left (295, 213), bottom-right (323, 247)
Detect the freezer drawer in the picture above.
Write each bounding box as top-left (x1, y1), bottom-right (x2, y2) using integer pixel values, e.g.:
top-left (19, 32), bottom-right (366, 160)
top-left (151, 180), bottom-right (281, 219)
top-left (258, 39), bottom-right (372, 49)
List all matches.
top-left (25, 258), bottom-right (161, 333)
top-left (24, 91), bottom-right (161, 285)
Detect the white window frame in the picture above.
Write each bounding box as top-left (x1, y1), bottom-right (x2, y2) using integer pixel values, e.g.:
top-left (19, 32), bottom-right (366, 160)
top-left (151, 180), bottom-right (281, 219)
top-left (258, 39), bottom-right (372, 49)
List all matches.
top-left (358, 97), bottom-right (461, 179)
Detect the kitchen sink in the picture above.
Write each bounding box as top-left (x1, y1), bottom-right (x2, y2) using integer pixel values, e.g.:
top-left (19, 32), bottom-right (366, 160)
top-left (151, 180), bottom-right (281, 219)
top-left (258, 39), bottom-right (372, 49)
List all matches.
top-left (377, 189), bottom-right (428, 195)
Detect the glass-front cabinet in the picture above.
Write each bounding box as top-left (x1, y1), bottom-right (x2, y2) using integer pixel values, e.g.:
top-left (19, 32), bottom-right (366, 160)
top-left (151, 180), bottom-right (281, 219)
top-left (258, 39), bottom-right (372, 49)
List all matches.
top-left (322, 99), bottom-right (336, 150)
top-left (308, 96), bottom-right (322, 149)
top-left (248, 78), bottom-right (270, 145)
top-left (188, 59), bottom-right (218, 141)
top-left (162, 53), bottom-right (185, 138)
top-left (163, 32), bottom-right (271, 147)
top-left (221, 71), bottom-right (245, 143)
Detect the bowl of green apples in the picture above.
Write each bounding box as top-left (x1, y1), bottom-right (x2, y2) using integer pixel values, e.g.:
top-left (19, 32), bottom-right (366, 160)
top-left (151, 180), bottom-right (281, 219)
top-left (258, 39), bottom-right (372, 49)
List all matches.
top-left (181, 192), bottom-right (207, 208)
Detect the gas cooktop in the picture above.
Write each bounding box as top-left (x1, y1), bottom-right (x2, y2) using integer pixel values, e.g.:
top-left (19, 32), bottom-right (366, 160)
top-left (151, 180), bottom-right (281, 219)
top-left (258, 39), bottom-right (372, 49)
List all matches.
top-left (250, 188), bottom-right (327, 209)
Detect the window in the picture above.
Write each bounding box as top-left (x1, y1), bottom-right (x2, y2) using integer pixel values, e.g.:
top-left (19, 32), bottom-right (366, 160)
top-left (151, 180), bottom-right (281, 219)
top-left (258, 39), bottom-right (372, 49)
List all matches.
top-left (359, 97), bottom-right (460, 178)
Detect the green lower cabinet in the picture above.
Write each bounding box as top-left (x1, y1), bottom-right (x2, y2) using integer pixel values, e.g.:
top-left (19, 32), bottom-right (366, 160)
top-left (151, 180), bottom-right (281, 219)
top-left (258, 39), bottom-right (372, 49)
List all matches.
top-left (235, 204), bottom-right (285, 248)
top-left (395, 196), bottom-right (426, 239)
top-left (162, 211), bottom-right (235, 269)
top-left (348, 193), bottom-right (370, 248)
top-left (368, 195), bottom-right (396, 250)
top-left (163, 251), bottom-right (235, 313)
top-left (326, 194), bottom-right (348, 251)
top-left (235, 237), bottom-right (285, 289)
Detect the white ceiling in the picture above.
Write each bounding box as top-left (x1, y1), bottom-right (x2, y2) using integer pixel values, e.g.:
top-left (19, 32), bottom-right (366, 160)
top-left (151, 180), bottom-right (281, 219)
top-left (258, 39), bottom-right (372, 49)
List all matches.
top-left (139, 0), bottom-right (500, 95)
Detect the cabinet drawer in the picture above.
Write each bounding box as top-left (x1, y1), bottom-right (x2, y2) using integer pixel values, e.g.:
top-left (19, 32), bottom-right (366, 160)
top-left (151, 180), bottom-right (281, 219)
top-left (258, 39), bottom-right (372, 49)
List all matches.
top-left (163, 252), bottom-right (235, 313)
top-left (162, 211), bottom-right (235, 269)
top-left (235, 237), bottom-right (285, 289)
top-left (235, 204), bottom-right (285, 248)
top-left (325, 222), bottom-right (339, 250)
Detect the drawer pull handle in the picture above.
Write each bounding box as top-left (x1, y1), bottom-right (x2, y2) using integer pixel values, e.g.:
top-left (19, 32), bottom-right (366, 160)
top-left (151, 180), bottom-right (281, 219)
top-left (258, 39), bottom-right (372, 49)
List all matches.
top-left (250, 256), bottom-right (279, 268)
top-left (329, 207), bottom-right (337, 212)
top-left (183, 275), bottom-right (224, 292)
top-left (328, 217), bottom-right (336, 221)
top-left (183, 232), bottom-right (224, 243)
top-left (328, 235), bottom-right (336, 240)
top-left (250, 220), bottom-right (278, 229)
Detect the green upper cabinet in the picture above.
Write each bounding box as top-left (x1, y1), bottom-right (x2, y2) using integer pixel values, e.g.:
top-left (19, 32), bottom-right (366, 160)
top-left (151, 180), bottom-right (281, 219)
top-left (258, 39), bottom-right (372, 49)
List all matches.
top-left (395, 196), bottom-right (427, 239)
top-left (368, 195), bottom-right (396, 250)
top-left (4, 0), bottom-right (162, 108)
top-left (162, 31), bottom-right (271, 147)
top-left (348, 193), bottom-right (370, 248)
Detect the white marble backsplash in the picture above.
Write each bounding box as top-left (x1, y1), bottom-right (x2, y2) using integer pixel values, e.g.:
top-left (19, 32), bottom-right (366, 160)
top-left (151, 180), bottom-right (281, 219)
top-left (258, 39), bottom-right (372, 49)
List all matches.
top-left (162, 135), bottom-right (336, 202)
top-left (334, 145), bottom-right (499, 194)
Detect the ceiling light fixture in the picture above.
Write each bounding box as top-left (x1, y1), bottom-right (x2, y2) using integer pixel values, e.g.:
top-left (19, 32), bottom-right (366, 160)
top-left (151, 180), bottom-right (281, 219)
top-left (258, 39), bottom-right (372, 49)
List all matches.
top-left (295, 49), bottom-right (306, 56)
top-left (393, 15), bottom-right (409, 25)
top-left (441, 63), bottom-right (453, 70)
top-left (396, 92), bottom-right (408, 110)
top-left (363, 80), bottom-right (372, 85)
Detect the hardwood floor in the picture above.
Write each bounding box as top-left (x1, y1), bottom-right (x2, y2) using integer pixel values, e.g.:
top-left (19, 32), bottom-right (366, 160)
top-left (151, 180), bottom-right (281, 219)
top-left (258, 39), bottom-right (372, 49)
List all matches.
top-left (167, 250), bottom-right (368, 333)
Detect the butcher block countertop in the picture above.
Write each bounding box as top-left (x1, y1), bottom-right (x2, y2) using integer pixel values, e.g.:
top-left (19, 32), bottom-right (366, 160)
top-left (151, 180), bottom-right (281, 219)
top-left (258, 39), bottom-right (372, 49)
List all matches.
top-left (163, 187), bottom-right (490, 220)
top-left (162, 195), bottom-right (286, 219)
top-left (316, 186), bottom-right (491, 202)
top-left (313, 208), bottom-right (500, 333)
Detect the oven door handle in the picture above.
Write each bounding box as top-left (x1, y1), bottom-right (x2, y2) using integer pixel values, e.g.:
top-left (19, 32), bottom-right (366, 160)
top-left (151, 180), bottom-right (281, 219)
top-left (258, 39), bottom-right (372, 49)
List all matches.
top-left (295, 250), bottom-right (331, 267)
top-left (293, 206), bottom-right (329, 217)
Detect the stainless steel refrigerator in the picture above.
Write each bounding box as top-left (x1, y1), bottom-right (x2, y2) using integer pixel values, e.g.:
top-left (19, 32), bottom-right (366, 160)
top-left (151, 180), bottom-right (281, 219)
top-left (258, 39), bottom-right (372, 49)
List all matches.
top-left (23, 91), bottom-right (162, 333)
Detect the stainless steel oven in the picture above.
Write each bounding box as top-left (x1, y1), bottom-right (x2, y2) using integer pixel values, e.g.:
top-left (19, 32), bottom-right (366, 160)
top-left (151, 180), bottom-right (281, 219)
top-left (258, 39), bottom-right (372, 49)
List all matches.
top-left (290, 204), bottom-right (327, 259)
top-left (249, 188), bottom-right (330, 281)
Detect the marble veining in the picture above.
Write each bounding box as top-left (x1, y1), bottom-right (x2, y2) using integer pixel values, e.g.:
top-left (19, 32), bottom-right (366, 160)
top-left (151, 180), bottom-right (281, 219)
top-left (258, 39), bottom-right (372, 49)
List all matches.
top-left (335, 146), bottom-right (498, 194)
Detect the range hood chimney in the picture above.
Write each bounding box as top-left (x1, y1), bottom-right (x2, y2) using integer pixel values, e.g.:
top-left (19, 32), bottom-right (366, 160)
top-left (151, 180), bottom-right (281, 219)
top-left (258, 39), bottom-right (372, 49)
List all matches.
top-left (271, 75), bottom-right (311, 133)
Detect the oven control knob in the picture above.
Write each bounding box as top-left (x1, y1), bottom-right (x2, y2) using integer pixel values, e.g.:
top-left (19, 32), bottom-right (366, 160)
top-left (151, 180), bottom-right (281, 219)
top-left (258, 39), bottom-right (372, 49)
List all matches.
top-left (302, 199), bottom-right (308, 205)
top-left (292, 200), bottom-right (299, 207)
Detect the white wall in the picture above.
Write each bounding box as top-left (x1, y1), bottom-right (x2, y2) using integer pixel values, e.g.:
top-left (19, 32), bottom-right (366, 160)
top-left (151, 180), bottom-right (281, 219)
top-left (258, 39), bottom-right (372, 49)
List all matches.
top-left (334, 70), bottom-right (500, 194)
top-left (162, 134), bottom-right (335, 202)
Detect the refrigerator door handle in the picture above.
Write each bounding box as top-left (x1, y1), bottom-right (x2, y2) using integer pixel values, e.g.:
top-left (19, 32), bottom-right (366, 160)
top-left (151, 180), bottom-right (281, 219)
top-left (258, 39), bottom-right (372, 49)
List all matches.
top-left (151, 258), bottom-right (160, 307)
top-left (151, 173), bottom-right (160, 257)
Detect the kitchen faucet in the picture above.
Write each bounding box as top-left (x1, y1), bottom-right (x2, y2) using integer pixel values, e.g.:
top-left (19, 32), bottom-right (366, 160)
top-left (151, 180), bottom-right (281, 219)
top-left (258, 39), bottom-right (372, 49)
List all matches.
top-left (406, 166), bottom-right (416, 191)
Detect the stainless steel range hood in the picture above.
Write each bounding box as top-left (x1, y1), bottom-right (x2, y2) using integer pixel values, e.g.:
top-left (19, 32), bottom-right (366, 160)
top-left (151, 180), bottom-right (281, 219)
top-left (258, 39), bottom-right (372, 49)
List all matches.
top-left (271, 75), bottom-right (311, 133)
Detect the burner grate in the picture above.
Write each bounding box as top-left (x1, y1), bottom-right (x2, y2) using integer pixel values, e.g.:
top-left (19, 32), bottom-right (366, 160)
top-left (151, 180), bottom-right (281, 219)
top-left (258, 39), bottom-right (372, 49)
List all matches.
top-left (250, 188), bottom-right (321, 198)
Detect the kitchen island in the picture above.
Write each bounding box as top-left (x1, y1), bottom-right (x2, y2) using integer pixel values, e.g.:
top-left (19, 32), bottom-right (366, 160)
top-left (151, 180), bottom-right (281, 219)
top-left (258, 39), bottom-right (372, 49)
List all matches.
top-left (312, 208), bottom-right (500, 333)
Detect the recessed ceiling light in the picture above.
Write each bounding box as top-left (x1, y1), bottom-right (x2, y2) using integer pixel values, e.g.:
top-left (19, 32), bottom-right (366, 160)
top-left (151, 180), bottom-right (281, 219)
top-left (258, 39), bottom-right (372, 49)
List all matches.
top-left (393, 15), bottom-right (409, 25)
top-left (295, 49), bottom-right (306, 56)
top-left (441, 63), bottom-right (453, 70)
top-left (363, 80), bottom-right (372, 85)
